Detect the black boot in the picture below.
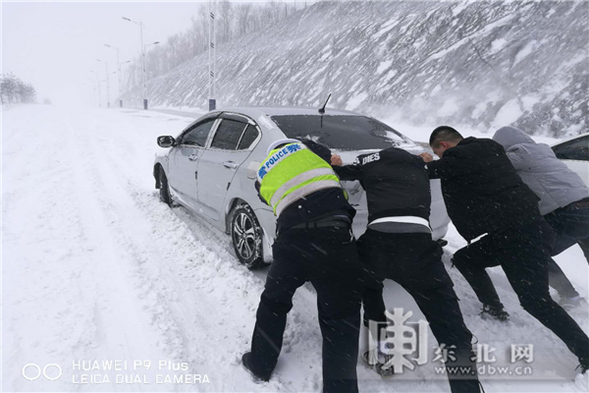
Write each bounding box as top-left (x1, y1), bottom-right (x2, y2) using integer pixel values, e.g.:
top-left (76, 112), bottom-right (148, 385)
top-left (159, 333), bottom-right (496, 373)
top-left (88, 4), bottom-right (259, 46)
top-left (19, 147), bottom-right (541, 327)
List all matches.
top-left (242, 352), bottom-right (270, 382)
top-left (480, 304), bottom-right (509, 321)
top-left (578, 357), bottom-right (589, 374)
top-left (362, 322), bottom-right (394, 377)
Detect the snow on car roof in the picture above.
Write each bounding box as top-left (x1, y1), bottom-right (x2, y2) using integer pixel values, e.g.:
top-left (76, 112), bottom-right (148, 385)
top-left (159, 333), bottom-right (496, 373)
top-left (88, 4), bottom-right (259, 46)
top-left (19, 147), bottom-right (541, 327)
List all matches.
top-left (216, 106), bottom-right (361, 118)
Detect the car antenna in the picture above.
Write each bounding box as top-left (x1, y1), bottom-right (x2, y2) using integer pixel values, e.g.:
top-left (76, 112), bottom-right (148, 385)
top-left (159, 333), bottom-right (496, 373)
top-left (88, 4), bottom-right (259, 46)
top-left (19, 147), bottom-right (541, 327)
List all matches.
top-left (319, 93), bottom-right (331, 129)
top-left (318, 94), bottom-right (331, 114)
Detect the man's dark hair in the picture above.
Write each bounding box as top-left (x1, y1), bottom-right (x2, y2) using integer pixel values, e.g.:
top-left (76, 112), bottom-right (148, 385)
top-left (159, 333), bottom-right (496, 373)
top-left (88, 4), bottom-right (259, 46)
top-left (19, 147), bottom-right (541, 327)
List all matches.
top-left (429, 126), bottom-right (464, 148)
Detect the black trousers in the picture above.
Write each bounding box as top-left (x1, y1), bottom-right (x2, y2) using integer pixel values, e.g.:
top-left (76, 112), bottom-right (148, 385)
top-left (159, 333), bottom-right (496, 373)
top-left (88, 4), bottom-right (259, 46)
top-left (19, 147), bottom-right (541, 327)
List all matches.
top-left (357, 230), bottom-right (480, 393)
top-left (547, 259), bottom-right (579, 298)
top-left (248, 226), bottom-right (363, 393)
top-left (452, 218), bottom-right (589, 363)
top-left (544, 202), bottom-right (589, 297)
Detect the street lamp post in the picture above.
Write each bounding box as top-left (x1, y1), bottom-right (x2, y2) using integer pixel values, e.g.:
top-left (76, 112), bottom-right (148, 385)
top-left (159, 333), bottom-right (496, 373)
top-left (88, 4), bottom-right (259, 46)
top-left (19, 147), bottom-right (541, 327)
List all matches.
top-left (119, 60), bottom-right (131, 97)
top-left (90, 69), bottom-right (102, 108)
top-left (123, 16), bottom-right (149, 109)
top-left (87, 77), bottom-right (97, 107)
top-left (143, 41), bottom-right (160, 80)
top-left (96, 59), bottom-right (110, 108)
top-left (208, 0), bottom-right (217, 111)
top-left (142, 41), bottom-right (160, 109)
top-left (104, 44), bottom-right (124, 107)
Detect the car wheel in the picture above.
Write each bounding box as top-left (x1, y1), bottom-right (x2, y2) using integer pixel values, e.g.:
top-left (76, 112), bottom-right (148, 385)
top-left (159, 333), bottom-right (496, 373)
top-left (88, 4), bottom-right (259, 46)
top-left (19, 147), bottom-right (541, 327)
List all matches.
top-left (230, 203), bottom-right (265, 269)
top-left (158, 169), bottom-right (173, 206)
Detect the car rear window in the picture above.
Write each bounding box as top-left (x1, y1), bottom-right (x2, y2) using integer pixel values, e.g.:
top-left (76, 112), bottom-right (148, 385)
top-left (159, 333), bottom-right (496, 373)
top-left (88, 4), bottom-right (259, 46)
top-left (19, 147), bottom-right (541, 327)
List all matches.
top-left (270, 115), bottom-right (413, 151)
top-left (553, 136), bottom-right (589, 161)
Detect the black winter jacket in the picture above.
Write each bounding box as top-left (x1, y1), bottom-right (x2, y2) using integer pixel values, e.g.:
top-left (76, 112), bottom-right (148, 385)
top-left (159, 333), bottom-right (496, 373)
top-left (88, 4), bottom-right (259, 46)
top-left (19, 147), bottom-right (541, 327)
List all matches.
top-left (334, 147), bottom-right (431, 223)
top-left (426, 137), bottom-right (540, 241)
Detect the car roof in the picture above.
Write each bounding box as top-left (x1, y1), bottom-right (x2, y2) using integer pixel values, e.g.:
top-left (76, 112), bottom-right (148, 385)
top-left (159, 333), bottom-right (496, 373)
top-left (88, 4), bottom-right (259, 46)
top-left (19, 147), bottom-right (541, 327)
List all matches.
top-left (216, 105), bottom-right (363, 119)
top-left (551, 132), bottom-right (589, 147)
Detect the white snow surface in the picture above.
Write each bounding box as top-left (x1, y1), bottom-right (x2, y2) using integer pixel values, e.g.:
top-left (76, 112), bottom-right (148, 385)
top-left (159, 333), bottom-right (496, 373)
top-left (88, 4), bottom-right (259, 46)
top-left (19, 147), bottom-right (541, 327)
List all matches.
top-left (2, 105), bottom-right (588, 392)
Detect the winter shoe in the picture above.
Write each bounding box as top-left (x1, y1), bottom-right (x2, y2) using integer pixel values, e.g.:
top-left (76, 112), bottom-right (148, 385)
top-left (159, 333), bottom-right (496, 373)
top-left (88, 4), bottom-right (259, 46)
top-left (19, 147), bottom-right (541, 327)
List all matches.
top-left (578, 357), bottom-right (589, 374)
top-left (436, 238), bottom-right (449, 247)
top-left (362, 349), bottom-right (394, 376)
top-left (241, 352), bottom-right (270, 382)
top-left (363, 322), bottom-right (394, 376)
top-left (480, 304), bottom-right (510, 321)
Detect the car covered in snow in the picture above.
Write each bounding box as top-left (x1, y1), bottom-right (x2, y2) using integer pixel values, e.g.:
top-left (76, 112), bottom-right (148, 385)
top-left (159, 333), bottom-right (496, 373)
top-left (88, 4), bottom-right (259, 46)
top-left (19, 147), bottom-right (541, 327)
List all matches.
top-left (552, 133), bottom-right (589, 187)
top-left (154, 106), bottom-right (450, 269)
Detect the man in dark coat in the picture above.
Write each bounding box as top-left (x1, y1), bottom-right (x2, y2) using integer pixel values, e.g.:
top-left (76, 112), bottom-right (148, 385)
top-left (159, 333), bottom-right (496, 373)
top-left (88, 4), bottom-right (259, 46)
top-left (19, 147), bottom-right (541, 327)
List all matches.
top-left (420, 126), bottom-right (589, 373)
top-left (332, 146), bottom-right (481, 393)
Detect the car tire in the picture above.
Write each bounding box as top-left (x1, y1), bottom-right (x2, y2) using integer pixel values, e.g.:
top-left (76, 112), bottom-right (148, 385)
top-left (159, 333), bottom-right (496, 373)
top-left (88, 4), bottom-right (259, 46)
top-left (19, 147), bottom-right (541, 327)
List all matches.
top-left (158, 169), bottom-right (173, 206)
top-left (230, 203), bottom-right (265, 270)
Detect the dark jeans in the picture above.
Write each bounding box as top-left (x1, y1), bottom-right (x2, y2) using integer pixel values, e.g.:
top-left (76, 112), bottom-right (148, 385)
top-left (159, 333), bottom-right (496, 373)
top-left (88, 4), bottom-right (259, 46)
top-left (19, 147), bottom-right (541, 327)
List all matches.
top-left (452, 218), bottom-right (589, 363)
top-left (547, 260), bottom-right (579, 298)
top-left (248, 226), bottom-right (363, 393)
top-left (543, 201), bottom-right (589, 297)
top-left (357, 230), bottom-right (480, 393)
top-left (544, 201), bottom-right (589, 256)
top-left (580, 237), bottom-right (589, 262)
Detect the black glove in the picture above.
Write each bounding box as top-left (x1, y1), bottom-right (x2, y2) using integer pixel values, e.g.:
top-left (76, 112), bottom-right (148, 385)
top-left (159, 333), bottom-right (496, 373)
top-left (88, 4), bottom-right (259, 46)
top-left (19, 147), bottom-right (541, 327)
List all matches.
top-left (254, 180), bottom-right (268, 205)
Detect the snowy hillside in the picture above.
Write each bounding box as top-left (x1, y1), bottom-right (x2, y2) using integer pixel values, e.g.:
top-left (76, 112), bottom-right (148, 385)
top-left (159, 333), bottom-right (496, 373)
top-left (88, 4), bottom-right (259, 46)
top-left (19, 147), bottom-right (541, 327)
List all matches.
top-left (2, 104), bottom-right (588, 392)
top-left (121, 0), bottom-right (588, 138)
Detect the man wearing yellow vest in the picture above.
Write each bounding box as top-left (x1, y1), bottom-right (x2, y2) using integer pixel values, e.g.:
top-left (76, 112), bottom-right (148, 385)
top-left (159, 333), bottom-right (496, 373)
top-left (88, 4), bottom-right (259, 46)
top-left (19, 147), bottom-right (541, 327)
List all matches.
top-left (242, 138), bottom-right (364, 393)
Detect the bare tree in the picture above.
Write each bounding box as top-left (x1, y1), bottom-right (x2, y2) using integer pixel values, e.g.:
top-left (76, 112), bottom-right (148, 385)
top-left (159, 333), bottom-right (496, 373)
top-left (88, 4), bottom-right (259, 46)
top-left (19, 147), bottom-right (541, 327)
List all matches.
top-left (123, 1), bottom-right (299, 89)
top-left (1, 73), bottom-right (37, 104)
top-left (219, 0), bottom-right (233, 44)
top-left (236, 3), bottom-right (252, 36)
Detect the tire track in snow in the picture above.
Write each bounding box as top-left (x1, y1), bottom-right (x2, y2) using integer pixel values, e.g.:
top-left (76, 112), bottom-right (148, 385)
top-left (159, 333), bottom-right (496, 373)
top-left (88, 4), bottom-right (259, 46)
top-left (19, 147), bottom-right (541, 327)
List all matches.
top-left (57, 110), bottom-right (294, 392)
top-left (3, 108), bottom-right (121, 392)
top-left (81, 110), bottom-right (335, 392)
top-left (62, 112), bottom-right (191, 393)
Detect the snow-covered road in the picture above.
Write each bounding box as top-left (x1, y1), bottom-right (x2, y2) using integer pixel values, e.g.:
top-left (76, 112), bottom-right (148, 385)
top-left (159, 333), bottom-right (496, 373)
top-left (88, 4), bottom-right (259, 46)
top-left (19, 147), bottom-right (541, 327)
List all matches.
top-left (2, 105), bottom-right (588, 393)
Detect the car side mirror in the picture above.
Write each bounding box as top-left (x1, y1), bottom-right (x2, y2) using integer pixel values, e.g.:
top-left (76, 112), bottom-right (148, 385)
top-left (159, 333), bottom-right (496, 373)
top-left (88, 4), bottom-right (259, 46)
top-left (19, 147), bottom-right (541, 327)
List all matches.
top-left (157, 135), bottom-right (175, 148)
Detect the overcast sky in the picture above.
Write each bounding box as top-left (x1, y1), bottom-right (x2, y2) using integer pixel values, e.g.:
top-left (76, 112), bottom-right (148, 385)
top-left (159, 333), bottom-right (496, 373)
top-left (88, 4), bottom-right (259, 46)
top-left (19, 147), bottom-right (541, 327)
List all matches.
top-left (2, 0), bottom-right (300, 105)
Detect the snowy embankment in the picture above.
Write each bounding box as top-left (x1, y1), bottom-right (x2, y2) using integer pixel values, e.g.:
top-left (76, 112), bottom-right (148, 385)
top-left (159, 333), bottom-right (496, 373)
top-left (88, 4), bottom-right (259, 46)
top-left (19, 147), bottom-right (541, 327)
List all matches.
top-left (123, 0), bottom-right (588, 137)
top-left (2, 105), bottom-right (588, 393)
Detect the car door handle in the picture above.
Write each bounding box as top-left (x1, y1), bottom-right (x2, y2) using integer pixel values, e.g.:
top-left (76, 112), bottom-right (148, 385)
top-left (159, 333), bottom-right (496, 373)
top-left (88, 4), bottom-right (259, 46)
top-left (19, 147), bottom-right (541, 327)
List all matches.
top-left (223, 161), bottom-right (238, 169)
top-left (188, 154), bottom-right (198, 161)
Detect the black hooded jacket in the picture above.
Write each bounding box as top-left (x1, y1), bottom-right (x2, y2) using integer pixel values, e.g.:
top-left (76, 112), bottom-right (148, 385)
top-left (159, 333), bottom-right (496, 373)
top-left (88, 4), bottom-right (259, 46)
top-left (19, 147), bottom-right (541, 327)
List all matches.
top-left (426, 137), bottom-right (541, 241)
top-left (333, 147), bottom-right (431, 223)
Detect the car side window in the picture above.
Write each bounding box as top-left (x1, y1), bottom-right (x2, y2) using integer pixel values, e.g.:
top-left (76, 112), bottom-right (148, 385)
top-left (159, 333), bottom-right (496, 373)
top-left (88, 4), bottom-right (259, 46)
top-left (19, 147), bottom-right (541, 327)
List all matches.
top-left (210, 119), bottom-right (247, 150)
top-left (237, 125), bottom-right (260, 150)
top-left (553, 136), bottom-right (589, 161)
top-left (180, 119), bottom-right (216, 147)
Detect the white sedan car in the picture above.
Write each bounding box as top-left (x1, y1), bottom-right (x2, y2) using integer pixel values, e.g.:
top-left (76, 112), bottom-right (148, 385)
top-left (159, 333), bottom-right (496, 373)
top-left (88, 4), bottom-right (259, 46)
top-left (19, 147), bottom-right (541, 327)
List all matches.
top-left (154, 106), bottom-right (449, 269)
top-left (552, 133), bottom-right (589, 187)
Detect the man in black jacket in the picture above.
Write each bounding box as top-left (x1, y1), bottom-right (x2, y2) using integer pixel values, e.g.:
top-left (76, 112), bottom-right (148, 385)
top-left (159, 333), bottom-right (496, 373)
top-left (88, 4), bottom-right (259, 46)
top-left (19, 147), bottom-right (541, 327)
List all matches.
top-left (421, 126), bottom-right (589, 373)
top-left (332, 147), bottom-right (481, 393)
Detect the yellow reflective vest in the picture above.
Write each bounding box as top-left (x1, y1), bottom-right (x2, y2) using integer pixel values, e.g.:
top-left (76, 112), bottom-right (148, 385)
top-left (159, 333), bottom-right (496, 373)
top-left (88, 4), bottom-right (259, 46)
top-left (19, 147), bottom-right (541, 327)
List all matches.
top-left (257, 143), bottom-right (343, 216)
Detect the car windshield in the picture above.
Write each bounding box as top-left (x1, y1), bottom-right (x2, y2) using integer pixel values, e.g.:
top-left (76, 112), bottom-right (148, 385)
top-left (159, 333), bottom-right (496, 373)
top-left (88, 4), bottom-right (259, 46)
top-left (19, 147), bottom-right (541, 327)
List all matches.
top-left (270, 115), bottom-right (413, 151)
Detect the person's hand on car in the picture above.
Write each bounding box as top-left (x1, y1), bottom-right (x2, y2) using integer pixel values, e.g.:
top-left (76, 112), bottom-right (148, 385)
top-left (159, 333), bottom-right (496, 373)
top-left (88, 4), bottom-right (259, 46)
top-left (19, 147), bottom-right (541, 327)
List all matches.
top-left (419, 152), bottom-right (434, 163)
top-left (331, 154), bottom-right (343, 166)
